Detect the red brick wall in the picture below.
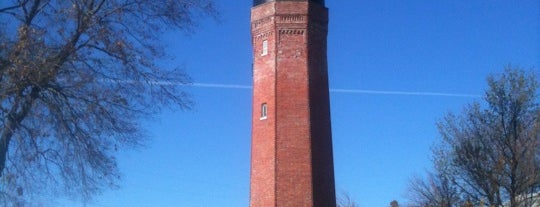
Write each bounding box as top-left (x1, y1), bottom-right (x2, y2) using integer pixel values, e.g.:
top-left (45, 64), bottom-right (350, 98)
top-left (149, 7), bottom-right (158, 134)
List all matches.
top-left (250, 2), bottom-right (336, 207)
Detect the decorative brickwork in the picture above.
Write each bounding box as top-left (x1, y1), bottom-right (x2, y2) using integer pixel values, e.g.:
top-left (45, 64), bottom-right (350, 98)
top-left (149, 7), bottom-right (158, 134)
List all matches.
top-left (278, 15), bottom-right (305, 23)
top-left (278, 29), bottom-right (305, 35)
top-left (249, 1), bottom-right (336, 207)
top-left (252, 16), bottom-right (272, 29)
top-left (254, 31), bottom-right (274, 41)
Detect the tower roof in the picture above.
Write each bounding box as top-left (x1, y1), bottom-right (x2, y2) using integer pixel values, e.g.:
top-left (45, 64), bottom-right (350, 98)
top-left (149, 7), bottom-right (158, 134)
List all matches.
top-left (253, 0), bottom-right (325, 7)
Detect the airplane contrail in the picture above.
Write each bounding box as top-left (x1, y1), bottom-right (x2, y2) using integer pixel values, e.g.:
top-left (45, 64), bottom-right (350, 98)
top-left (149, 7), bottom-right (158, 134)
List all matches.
top-left (191, 83), bottom-right (252, 89)
top-left (329, 88), bottom-right (481, 98)
top-left (99, 79), bottom-right (480, 98)
top-left (187, 82), bottom-right (481, 98)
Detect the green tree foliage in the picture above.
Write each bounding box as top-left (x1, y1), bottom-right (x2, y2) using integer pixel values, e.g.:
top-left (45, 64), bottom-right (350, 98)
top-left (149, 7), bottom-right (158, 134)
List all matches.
top-left (408, 67), bottom-right (540, 207)
top-left (0, 0), bottom-right (215, 204)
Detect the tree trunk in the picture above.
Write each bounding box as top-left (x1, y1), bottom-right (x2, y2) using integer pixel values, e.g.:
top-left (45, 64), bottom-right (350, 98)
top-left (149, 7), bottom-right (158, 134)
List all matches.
top-left (0, 87), bottom-right (39, 177)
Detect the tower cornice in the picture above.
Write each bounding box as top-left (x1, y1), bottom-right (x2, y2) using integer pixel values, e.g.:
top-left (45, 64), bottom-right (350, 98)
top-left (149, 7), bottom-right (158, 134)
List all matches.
top-left (250, 1), bottom-right (328, 36)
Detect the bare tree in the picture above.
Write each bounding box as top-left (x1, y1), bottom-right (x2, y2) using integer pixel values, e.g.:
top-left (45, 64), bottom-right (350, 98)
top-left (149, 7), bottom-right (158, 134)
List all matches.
top-left (408, 171), bottom-right (461, 207)
top-left (407, 147), bottom-right (461, 207)
top-left (0, 0), bottom-right (215, 204)
top-left (484, 69), bottom-right (540, 207)
top-left (438, 103), bottom-right (505, 206)
top-left (337, 192), bottom-right (359, 207)
top-left (408, 67), bottom-right (539, 207)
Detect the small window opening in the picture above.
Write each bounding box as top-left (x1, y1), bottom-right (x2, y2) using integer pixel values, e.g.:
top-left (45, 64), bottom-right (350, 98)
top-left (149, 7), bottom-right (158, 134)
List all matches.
top-left (260, 103), bottom-right (267, 120)
top-left (261, 40), bottom-right (268, 56)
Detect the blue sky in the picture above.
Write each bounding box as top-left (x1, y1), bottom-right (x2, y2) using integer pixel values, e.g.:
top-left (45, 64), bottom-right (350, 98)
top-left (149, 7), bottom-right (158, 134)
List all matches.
top-left (59, 0), bottom-right (540, 206)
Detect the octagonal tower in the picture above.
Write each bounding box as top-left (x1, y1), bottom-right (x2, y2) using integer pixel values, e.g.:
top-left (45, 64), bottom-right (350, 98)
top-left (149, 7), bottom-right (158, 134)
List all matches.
top-left (249, 0), bottom-right (336, 206)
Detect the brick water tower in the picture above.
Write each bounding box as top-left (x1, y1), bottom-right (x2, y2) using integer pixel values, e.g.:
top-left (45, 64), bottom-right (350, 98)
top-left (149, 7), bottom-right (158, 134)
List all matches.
top-left (249, 0), bottom-right (336, 206)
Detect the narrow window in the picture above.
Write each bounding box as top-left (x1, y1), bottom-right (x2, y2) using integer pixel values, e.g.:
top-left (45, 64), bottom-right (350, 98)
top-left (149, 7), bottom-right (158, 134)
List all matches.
top-left (260, 103), bottom-right (267, 120)
top-left (261, 40), bottom-right (268, 56)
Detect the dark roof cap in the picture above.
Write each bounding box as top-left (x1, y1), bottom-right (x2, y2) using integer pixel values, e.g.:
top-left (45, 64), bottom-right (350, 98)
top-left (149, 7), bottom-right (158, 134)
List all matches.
top-left (253, 0), bottom-right (324, 7)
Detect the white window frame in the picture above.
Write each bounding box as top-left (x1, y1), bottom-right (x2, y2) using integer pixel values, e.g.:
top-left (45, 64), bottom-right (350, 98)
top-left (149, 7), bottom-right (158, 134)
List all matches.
top-left (260, 103), bottom-right (268, 120)
top-left (261, 40), bottom-right (268, 56)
